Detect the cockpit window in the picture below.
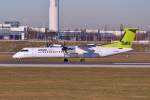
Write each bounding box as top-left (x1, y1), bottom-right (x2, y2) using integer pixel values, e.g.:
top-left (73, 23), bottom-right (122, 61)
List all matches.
top-left (20, 50), bottom-right (29, 52)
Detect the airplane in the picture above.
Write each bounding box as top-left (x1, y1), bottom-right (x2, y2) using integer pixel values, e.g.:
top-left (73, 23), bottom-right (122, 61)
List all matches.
top-left (13, 28), bottom-right (138, 62)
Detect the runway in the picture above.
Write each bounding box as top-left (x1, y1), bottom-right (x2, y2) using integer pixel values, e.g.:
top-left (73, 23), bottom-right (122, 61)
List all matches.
top-left (0, 63), bottom-right (150, 68)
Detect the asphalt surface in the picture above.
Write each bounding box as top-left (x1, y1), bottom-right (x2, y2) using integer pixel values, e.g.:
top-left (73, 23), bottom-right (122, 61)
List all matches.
top-left (0, 63), bottom-right (150, 68)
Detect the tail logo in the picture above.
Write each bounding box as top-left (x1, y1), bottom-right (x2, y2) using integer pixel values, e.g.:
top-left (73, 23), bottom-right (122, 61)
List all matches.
top-left (121, 41), bottom-right (131, 45)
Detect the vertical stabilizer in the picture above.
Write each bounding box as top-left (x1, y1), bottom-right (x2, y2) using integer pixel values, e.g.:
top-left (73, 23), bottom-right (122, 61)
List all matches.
top-left (102, 28), bottom-right (138, 48)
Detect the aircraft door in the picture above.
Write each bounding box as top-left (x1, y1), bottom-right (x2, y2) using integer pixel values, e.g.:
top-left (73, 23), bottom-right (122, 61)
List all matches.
top-left (31, 48), bottom-right (36, 57)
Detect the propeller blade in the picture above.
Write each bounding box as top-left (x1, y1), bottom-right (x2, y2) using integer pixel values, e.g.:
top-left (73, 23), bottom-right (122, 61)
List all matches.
top-left (62, 46), bottom-right (68, 53)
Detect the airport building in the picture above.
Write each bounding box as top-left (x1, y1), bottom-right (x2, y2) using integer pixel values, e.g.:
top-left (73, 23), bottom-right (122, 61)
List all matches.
top-left (0, 21), bottom-right (147, 43)
top-left (0, 21), bottom-right (27, 40)
top-left (59, 30), bottom-right (116, 42)
top-left (26, 27), bottom-right (48, 40)
top-left (0, 1), bottom-right (148, 43)
top-left (0, 30), bottom-right (25, 40)
top-left (59, 29), bottom-right (147, 43)
top-left (0, 21), bottom-right (48, 40)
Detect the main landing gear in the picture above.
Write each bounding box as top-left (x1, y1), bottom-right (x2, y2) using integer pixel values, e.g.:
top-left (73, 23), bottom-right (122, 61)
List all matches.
top-left (64, 58), bottom-right (69, 63)
top-left (80, 58), bottom-right (85, 63)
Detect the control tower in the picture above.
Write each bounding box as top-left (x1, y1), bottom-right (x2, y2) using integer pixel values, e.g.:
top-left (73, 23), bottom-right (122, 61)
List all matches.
top-left (49, 0), bottom-right (59, 32)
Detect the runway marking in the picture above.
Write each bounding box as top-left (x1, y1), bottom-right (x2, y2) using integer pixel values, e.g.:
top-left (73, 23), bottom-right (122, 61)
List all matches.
top-left (114, 63), bottom-right (150, 65)
top-left (0, 64), bottom-right (150, 68)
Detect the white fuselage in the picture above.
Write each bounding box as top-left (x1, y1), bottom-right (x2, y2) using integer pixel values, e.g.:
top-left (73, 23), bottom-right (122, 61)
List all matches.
top-left (13, 47), bottom-right (66, 58)
top-left (13, 46), bottom-right (133, 59)
top-left (89, 46), bottom-right (133, 57)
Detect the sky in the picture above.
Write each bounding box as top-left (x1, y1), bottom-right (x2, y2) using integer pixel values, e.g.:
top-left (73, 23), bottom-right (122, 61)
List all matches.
top-left (0, 0), bottom-right (150, 30)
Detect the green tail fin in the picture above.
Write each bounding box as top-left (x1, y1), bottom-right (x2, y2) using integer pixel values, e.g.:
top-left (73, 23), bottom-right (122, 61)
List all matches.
top-left (102, 28), bottom-right (138, 48)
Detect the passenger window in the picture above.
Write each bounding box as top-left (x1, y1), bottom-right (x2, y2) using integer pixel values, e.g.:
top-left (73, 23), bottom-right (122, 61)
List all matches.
top-left (20, 50), bottom-right (29, 52)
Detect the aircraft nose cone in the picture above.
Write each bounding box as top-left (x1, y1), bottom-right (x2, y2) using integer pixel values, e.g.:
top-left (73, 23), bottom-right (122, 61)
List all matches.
top-left (12, 54), bottom-right (18, 58)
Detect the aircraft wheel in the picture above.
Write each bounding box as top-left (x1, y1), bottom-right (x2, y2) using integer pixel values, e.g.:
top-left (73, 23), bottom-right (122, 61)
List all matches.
top-left (80, 58), bottom-right (85, 63)
top-left (64, 58), bottom-right (69, 63)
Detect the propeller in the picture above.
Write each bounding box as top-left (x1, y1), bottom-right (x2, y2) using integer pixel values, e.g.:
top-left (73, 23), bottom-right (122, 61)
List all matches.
top-left (61, 41), bottom-right (68, 54)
